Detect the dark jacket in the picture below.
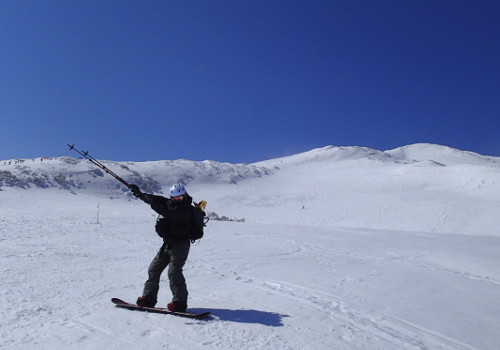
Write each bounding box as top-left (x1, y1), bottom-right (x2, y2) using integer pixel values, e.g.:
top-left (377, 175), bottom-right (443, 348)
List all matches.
top-left (140, 193), bottom-right (193, 244)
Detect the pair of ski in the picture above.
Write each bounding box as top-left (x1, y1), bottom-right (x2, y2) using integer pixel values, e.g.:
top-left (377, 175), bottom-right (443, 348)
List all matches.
top-left (111, 298), bottom-right (210, 319)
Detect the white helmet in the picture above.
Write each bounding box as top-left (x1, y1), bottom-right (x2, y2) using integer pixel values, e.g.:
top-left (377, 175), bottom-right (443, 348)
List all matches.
top-left (169, 183), bottom-right (186, 198)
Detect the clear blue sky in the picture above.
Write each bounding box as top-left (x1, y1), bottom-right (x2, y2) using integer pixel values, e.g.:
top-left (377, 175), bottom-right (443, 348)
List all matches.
top-left (1, 0), bottom-right (499, 163)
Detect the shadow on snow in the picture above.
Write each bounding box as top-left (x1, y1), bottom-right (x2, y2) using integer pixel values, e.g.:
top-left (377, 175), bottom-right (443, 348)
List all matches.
top-left (192, 308), bottom-right (289, 327)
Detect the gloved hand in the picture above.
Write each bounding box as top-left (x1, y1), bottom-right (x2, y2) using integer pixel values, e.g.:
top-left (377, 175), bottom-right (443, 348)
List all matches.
top-left (129, 184), bottom-right (142, 198)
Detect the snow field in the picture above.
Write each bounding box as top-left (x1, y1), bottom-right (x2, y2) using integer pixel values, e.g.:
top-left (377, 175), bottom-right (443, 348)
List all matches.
top-left (1, 144), bottom-right (499, 349)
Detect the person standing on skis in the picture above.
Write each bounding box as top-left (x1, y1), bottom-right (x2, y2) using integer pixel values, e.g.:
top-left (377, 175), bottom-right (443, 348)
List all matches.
top-left (129, 183), bottom-right (192, 312)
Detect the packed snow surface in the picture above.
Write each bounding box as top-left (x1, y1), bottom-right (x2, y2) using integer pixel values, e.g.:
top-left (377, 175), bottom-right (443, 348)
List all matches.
top-left (1, 144), bottom-right (499, 349)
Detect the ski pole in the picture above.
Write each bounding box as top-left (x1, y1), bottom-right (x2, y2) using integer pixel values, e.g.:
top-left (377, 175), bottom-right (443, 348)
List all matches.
top-left (67, 144), bottom-right (131, 188)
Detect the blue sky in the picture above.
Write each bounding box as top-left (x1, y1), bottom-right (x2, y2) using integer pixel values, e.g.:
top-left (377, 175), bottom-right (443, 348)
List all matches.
top-left (1, 1), bottom-right (499, 163)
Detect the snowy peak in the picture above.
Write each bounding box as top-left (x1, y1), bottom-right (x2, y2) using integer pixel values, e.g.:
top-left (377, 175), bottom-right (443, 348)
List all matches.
top-left (0, 156), bottom-right (271, 193)
top-left (255, 143), bottom-right (499, 168)
top-left (254, 146), bottom-right (388, 168)
top-left (385, 143), bottom-right (498, 166)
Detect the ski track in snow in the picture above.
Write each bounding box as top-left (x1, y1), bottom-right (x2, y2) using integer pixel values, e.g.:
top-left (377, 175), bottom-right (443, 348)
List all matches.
top-left (3, 212), bottom-right (497, 349)
top-left (193, 227), bottom-right (485, 350)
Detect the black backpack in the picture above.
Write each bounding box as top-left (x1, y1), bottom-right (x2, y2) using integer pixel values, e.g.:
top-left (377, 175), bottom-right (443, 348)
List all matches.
top-left (190, 200), bottom-right (209, 243)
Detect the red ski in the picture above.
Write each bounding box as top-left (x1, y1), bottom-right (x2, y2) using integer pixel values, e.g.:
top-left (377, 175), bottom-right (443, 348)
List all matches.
top-left (111, 298), bottom-right (211, 319)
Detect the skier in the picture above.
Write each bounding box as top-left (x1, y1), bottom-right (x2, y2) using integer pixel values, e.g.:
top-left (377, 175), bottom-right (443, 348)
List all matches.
top-left (129, 183), bottom-right (193, 312)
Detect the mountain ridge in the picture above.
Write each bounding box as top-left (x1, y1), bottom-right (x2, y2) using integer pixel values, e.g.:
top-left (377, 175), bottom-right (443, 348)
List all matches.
top-left (1, 143), bottom-right (498, 193)
top-left (255, 143), bottom-right (499, 168)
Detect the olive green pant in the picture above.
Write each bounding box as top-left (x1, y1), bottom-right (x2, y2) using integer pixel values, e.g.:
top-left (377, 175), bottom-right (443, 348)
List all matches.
top-left (142, 240), bottom-right (190, 302)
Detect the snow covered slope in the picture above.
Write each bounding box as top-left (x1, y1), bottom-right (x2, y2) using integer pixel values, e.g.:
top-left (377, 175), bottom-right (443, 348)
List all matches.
top-left (385, 143), bottom-right (499, 166)
top-left (220, 143), bottom-right (500, 235)
top-left (0, 156), bottom-right (271, 194)
top-left (1, 144), bottom-right (499, 350)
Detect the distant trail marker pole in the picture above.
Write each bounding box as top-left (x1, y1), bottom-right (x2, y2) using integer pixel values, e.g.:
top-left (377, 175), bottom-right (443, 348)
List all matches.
top-left (67, 144), bottom-right (133, 226)
top-left (97, 203), bottom-right (100, 224)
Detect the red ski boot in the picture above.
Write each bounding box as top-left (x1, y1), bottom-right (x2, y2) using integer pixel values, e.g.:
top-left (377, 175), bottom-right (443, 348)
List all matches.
top-left (136, 295), bottom-right (157, 308)
top-left (167, 301), bottom-right (187, 312)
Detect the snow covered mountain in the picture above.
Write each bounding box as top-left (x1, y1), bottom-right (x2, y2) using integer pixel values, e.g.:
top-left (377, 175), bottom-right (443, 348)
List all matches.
top-left (0, 156), bottom-right (271, 194)
top-left (255, 143), bottom-right (498, 167)
top-left (1, 143), bottom-right (499, 350)
top-left (2, 142), bottom-right (496, 193)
